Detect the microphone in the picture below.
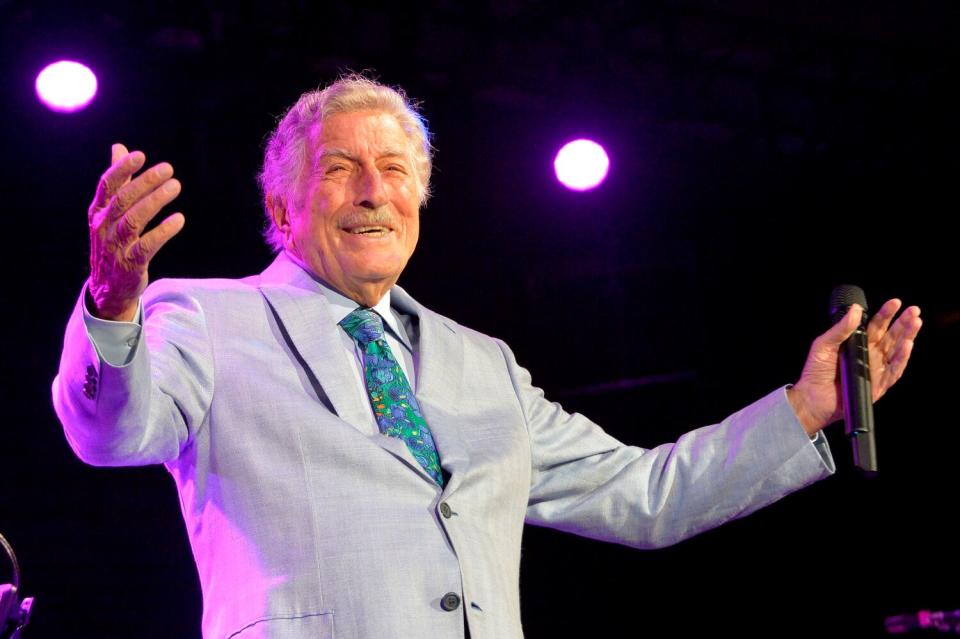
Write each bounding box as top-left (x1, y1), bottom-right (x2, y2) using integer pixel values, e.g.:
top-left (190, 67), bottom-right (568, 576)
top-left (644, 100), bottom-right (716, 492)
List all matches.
top-left (1, 532), bottom-right (33, 639)
top-left (829, 285), bottom-right (877, 474)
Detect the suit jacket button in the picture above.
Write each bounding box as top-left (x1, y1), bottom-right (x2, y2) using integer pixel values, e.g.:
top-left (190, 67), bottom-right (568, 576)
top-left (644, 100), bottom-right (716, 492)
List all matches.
top-left (439, 502), bottom-right (452, 518)
top-left (86, 364), bottom-right (97, 376)
top-left (441, 592), bottom-right (461, 611)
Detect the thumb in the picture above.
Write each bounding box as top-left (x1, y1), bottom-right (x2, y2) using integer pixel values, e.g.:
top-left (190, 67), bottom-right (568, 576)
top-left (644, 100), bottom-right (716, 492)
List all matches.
top-left (111, 142), bottom-right (129, 165)
top-left (820, 304), bottom-right (863, 347)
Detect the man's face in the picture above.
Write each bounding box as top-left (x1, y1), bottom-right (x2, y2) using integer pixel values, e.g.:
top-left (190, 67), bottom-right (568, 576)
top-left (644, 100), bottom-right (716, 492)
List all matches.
top-left (284, 110), bottom-right (421, 306)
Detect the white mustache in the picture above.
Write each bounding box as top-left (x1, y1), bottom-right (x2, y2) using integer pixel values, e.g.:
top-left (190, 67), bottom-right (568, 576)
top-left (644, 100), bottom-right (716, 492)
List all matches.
top-left (338, 207), bottom-right (395, 229)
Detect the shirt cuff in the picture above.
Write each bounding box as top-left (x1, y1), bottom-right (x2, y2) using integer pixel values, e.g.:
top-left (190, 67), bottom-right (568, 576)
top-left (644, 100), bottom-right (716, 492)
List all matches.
top-left (782, 385), bottom-right (836, 474)
top-left (82, 287), bottom-right (144, 367)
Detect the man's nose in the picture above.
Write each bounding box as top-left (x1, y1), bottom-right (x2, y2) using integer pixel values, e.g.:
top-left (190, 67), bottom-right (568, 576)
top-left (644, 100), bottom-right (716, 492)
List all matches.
top-left (353, 166), bottom-right (388, 210)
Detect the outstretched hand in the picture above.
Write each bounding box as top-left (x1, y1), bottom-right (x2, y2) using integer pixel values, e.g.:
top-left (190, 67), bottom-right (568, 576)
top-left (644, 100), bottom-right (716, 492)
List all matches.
top-left (88, 143), bottom-right (185, 321)
top-left (787, 299), bottom-right (922, 436)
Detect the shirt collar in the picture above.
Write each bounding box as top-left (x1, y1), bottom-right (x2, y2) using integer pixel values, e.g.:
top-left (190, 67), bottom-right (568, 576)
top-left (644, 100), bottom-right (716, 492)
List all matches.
top-left (283, 250), bottom-right (411, 349)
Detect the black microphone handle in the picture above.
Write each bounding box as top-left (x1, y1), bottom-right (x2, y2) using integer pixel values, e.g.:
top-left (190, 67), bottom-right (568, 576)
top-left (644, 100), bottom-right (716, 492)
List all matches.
top-left (839, 319), bottom-right (877, 473)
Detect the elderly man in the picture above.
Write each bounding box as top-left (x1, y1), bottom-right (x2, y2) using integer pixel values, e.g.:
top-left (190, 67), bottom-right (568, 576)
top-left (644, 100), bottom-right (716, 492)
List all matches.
top-left (53, 74), bottom-right (922, 639)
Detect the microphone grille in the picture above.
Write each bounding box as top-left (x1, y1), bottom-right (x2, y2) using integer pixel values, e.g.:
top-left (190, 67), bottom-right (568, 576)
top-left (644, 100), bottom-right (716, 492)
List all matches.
top-left (830, 284), bottom-right (868, 321)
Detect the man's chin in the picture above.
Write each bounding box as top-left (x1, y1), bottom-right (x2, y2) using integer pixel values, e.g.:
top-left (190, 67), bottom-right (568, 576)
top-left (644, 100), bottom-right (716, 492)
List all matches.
top-left (341, 253), bottom-right (408, 280)
top-left (333, 264), bottom-right (405, 302)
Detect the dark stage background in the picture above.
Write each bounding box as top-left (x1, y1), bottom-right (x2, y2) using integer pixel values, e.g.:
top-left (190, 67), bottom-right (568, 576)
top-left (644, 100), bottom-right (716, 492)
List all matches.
top-left (1, 1), bottom-right (957, 637)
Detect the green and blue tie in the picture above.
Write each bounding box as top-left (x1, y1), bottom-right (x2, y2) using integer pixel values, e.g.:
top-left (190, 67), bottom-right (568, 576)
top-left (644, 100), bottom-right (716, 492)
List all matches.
top-left (339, 308), bottom-right (444, 487)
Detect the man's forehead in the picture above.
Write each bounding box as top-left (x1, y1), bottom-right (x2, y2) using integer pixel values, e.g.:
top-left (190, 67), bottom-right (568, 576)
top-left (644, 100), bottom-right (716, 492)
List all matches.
top-left (308, 111), bottom-right (413, 158)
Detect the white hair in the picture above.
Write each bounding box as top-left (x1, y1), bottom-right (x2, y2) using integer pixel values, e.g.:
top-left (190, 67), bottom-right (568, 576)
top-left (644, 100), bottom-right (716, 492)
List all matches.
top-left (257, 73), bottom-right (433, 252)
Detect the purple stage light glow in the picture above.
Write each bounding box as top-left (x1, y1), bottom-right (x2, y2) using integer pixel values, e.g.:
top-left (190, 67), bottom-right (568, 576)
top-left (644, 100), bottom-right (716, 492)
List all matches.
top-left (35, 61), bottom-right (98, 113)
top-left (553, 139), bottom-right (610, 191)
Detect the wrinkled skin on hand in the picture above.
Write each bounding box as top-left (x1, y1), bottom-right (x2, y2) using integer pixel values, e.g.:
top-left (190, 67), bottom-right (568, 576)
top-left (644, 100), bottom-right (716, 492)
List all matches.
top-left (87, 144), bottom-right (185, 321)
top-left (788, 300), bottom-right (922, 436)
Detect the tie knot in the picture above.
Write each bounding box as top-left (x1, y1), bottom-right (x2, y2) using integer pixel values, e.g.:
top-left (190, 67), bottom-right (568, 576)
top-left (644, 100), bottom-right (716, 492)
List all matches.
top-left (339, 308), bottom-right (384, 345)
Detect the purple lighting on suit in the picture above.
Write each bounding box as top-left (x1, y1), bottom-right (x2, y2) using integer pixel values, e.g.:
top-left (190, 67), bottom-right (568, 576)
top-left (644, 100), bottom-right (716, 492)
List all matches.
top-left (35, 61), bottom-right (98, 113)
top-left (553, 139), bottom-right (609, 191)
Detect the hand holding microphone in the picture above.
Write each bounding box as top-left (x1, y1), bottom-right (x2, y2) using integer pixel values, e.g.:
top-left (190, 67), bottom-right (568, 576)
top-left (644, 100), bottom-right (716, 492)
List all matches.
top-left (786, 286), bottom-right (922, 472)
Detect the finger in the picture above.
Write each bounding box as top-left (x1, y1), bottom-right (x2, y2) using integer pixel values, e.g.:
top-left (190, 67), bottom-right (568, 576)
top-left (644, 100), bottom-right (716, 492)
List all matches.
top-left (866, 298), bottom-right (902, 345)
top-left (111, 143), bottom-right (129, 165)
top-left (115, 178), bottom-right (182, 243)
top-left (819, 304), bottom-right (863, 347)
top-left (92, 148), bottom-right (146, 210)
top-left (129, 213), bottom-right (185, 265)
top-left (886, 312), bottom-right (923, 361)
top-left (886, 334), bottom-right (916, 375)
top-left (105, 162), bottom-right (175, 222)
top-left (876, 337), bottom-right (915, 396)
top-left (874, 311), bottom-right (921, 387)
top-left (878, 305), bottom-right (922, 355)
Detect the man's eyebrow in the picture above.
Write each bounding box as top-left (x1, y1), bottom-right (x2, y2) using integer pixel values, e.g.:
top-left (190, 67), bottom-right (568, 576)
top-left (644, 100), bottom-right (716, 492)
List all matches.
top-left (319, 147), bottom-right (358, 162)
top-left (318, 146), bottom-right (410, 162)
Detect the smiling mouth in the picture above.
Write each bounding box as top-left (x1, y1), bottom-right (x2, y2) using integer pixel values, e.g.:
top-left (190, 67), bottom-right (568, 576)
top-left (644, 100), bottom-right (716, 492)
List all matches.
top-left (343, 225), bottom-right (391, 236)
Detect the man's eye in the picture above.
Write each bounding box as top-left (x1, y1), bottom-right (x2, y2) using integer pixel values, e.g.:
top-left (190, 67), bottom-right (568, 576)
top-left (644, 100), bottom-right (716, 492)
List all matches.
top-left (326, 165), bottom-right (348, 174)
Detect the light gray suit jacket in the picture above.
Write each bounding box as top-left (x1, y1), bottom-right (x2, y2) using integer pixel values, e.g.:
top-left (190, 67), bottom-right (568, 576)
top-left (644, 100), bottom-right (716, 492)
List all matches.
top-left (53, 252), bottom-right (833, 639)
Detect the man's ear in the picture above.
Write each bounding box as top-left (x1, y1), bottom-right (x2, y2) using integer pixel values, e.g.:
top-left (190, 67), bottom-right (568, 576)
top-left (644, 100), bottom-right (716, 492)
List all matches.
top-left (266, 193), bottom-right (292, 242)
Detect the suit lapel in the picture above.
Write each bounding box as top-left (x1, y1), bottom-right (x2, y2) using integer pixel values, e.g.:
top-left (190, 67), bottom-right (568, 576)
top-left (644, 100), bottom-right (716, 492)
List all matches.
top-left (258, 269), bottom-right (375, 436)
top-left (257, 253), bottom-right (473, 493)
top-left (392, 287), bottom-right (472, 497)
top-left (258, 253), bottom-right (470, 489)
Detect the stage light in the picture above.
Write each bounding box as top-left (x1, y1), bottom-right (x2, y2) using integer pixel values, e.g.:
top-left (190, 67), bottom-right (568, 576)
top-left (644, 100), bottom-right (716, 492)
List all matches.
top-left (554, 139), bottom-right (609, 191)
top-left (35, 60), bottom-right (98, 113)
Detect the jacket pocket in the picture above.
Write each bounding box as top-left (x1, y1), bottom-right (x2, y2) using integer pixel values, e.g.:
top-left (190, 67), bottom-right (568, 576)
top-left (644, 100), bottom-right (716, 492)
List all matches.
top-left (226, 611), bottom-right (334, 638)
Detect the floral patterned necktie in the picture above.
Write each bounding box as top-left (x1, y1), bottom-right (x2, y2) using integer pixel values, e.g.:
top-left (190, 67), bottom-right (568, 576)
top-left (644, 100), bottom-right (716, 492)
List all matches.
top-left (339, 307), bottom-right (444, 487)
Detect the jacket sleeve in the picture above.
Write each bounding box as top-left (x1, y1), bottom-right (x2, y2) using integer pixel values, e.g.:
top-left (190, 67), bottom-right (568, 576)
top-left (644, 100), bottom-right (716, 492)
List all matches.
top-left (52, 280), bottom-right (214, 466)
top-left (496, 341), bottom-right (835, 549)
